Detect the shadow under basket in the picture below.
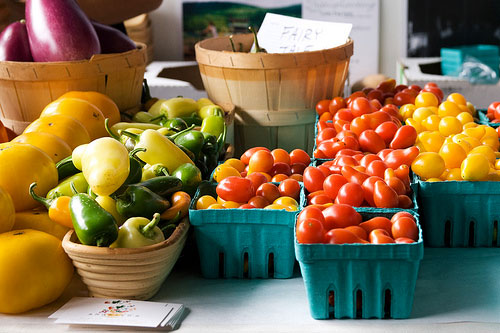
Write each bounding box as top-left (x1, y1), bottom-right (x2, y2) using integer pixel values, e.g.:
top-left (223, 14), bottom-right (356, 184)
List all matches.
top-left (195, 34), bottom-right (353, 156)
top-left (0, 43), bottom-right (147, 134)
top-left (61, 218), bottom-right (189, 300)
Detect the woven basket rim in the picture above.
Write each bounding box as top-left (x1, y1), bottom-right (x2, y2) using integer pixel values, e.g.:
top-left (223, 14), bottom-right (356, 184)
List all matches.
top-left (62, 217), bottom-right (190, 255)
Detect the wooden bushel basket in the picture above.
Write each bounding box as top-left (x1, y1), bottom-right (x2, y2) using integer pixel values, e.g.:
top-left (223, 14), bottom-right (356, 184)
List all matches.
top-left (0, 43), bottom-right (147, 134)
top-left (195, 34), bottom-right (353, 156)
top-left (62, 218), bottom-right (189, 300)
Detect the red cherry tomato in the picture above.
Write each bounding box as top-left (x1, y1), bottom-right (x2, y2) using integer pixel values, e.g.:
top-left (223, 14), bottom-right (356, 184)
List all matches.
top-left (334, 182), bottom-right (364, 206)
top-left (358, 130), bottom-right (386, 153)
top-left (240, 147), bottom-right (270, 165)
top-left (247, 196), bottom-right (270, 208)
top-left (303, 166), bottom-right (327, 193)
top-left (278, 178), bottom-right (301, 201)
top-left (269, 162), bottom-right (292, 177)
top-left (344, 225), bottom-right (368, 241)
top-left (329, 97), bottom-right (346, 115)
top-left (395, 237), bottom-right (415, 244)
top-left (350, 116), bottom-right (371, 137)
top-left (341, 165), bottom-right (369, 185)
top-left (373, 180), bottom-right (399, 208)
top-left (324, 228), bottom-right (367, 244)
top-left (361, 176), bottom-right (384, 207)
top-left (386, 176), bottom-right (407, 195)
top-left (390, 211), bottom-right (415, 223)
top-left (398, 195), bottom-right (414, 209)
top-left (256, 182), bottom-right (281, 204)
top-left (289, 149), bottom-right (311, 165)
top-left (317, 127), bottom-right (337, 143)
top-left (365, 160), bottom-right (388, 179)
top-left (366, 89), bottom-right (384, 103)
top-left (390, 125), bottom-right (417, 149)
top-left (290, 162), bottom-right (307, 175)
top-left (315, 99), bottom-right (331, 116)
top-left (369, 229), bottom-right (395, 244)
top-left (296, 218), bottom-right (326, 244)
top-left (375, 121), bottom-right (399, 146)
top-left (322, 204), bottom-right (362, 230)
top-left (359, 217), bottom-right (393, 236)
top-left (216, 176), bottom-right (255, 203)
top-left (298, 206), bottom-right (326, 224)
top-left (359, 154), bottom-right (381, 168)
top-left (392, 216), bottom-right (419, 241)
top-left (351, 97), bottom-right (373, 117)
top-left (376, 78), bottom-right (396, 93)
top-left (246, 172), bottom-right (268, 192)
top-left (323, 174), bottom-right (348, 200)
top-left (393, 91), bottom-right (416, 106)
top-left (309, 194), bottom-right (333, 205)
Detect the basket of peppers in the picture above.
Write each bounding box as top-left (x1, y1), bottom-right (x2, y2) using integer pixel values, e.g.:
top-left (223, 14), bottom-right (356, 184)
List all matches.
top-left (28, 130), bottom-right (197, 300)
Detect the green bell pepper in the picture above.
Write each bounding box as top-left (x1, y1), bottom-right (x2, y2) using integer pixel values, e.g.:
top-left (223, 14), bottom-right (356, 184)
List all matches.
top-left (47, 172), bottom-right (89, 199)
top-left (115, 185), bottom-right (171, 219)
top-left (69, 183), bottom-right (118, 247)
top-left (109, 213), bottom-right (165, 248)
top-left (172, 163), bottom-right (202, 196)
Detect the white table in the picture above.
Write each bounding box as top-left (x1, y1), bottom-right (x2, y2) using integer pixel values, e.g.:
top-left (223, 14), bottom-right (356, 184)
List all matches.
top-left (2, 248), bottom-right (500, 332)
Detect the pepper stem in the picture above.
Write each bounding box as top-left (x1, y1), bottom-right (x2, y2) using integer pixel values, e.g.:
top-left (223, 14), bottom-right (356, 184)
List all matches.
top-left (229, 35), bottom-right (236, 52)
top-left (95, 237), bottom-right (107, 247)
top-left (29, 182), bottom-right (52, 209)
top-left (121, 130), bottom-right (141, 142)
top-left (105, 118), bottom-right (120, 141)
top-left (168, 124), bottom-right (196, 140)
top-left (70, 181), bottom-right (79, 195)
top-left (150, 114), bottom-right (167, 123)
top-left (129, 147), bottom-right (147, 166)
top-left (140, 213), bottom-right (161, 238)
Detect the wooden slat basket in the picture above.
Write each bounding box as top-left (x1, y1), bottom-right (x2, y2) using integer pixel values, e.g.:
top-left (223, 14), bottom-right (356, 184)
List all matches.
top-left (0, 43), bottom-right (147, 134)
top-left (61, 218), bottom-right (189, 300)
top-left (195, 34), bottom-right (353, 156)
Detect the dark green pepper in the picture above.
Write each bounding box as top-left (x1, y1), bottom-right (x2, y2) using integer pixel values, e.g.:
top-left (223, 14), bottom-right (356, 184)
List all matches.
top-left (116, 185), bottom-right (171, 219)
top-left (172, 162), bottom-right (202, 196)
top-left (151, 115), bottom-right (188, 132)
top-left (137, 175), bottom-right (183, 198)
top-left (56, 155), bottom-right (80, 181)
top-left (47, 172), bottom-right (88, 199)
top-left (173, 130), bottom-right (205, 159)
top-left (181, 112), bottom-right (203, 126)
top-left (112, 148), bottom-right (147, 196)
top-left (69, 184), bottom-right (118, 247)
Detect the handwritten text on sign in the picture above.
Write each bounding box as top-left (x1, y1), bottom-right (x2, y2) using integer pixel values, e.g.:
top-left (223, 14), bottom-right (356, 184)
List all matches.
top-left (256, 13), bottom-right (352, 53)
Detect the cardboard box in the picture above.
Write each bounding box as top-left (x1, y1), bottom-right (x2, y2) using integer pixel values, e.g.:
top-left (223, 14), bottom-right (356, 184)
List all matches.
top-left (144, 61), bottom-right (208, 100)
top-left (397, 57), bottom-right (500, 109)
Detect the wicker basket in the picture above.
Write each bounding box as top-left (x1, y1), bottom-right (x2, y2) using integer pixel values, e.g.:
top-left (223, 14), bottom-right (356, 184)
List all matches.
top-left (61, 218), bottom-right (189, 300)
top-left (0, 43), bottom-right (147, 134)
top-left (195, 34), bottom-right (353, 155)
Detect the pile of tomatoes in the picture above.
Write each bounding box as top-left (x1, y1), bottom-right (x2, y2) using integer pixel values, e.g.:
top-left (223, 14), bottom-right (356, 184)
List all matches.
top-left (296, 205), bottom-right (419, 244)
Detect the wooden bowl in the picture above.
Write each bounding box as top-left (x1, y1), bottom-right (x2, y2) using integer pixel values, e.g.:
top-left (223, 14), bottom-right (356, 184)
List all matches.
top-left (62, 218), bottom-right (189, 300)
top-left (0, 43), bottom-right (147, 134)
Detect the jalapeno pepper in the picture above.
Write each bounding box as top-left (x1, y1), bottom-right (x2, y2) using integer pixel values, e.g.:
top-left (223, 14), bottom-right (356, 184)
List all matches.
top-left (55, 155), bottom-right (80, 180)
top-left (69, 183), bottom-right (118, 247)
top-left (172, 162), bottom-right (202, 196)
top-left (109, 213), bottom-right (164, 248)
top-left (137, 175), bottom-right (183, 198)
top-left (29, 182), bottom-right (73, 229)
top-left (173, 130), bottom-right (205, 159)
top-left (46, 172), bottom-right (88, 199)
top-left (115, 185), bottom-right (171, 219)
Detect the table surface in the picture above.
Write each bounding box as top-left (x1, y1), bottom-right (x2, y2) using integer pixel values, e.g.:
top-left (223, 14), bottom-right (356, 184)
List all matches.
top-left (2, 246), bottom-right (500, 333)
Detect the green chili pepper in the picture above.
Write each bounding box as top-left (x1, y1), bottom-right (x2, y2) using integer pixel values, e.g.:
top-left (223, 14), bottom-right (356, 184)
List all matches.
top-left (47, 172), bottom-right (89, 199)
top-left (150, 115), bottom-right (188, 132)
top-left (109, 213), bottom-right (165, 248)
top-left (137, 175), bottom-right (183, 198)
top-left (69, 183), bottom-right (118, 247)
top-left (115, 185), bottom-right (171, 219)
top-left (55, 155), bottom-right (80, 180)
top-left (173, 130), bottom-right (205, 159)
top-left (172, 162), bottom-right (202, 196)
top-left (181, 112), bottom-right (203, 127)
top-left (201, 115), bottom-right (225, 138)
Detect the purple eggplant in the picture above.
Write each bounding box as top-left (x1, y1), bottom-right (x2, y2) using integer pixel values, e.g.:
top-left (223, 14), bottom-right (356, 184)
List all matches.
top-left (91, 22), bottom-right (136, 54)
top-left (0, 20), bottom-right (33, 62)
top-left (25, 0), bottom-right (101, 62)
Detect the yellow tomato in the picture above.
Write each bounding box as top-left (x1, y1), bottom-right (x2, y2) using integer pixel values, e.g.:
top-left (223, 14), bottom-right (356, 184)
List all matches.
top-left (456, 112), bottom-right (474, 125)
top-left (462, 122), bottom-right (478, 129)
top-left (222, 201), bottom-right (241, 209)
top-left (438, 101), bottom-right (461, 118)
top-left (58, 91), bottom-right (121, 126)
top-left (466, 101), bottom-right (477, 116)
top-left (399, 104), bottom-right (416, 119)
top-left (412, 107), bottom-right (435, 123)
top-left (0, 185), bottom-right (15, 233)
top-left (196, 195), bottom-right (217, 210)
top-left (452, 137), bottom-right (472, 154)
top-left (213, 164), bottom-right (241, 182)
top-left (223, 158), bottom-right (246, 172)
top-left (12, 131), bottom-right (72, 163)
top-left (24, 114), bottom-right (91, 150)
top-left (487, 170), bottom-right (500, 181)
top-left (421, 114), bottom-right (441, 131)
top-left (481, 136), bottom-right (500, 151)
top-left (273, 196), bottom-right (299, 208)
top-left (418, 131), bottom-right (445, 152)
top-left (463, 126), bottom-right (485, 140)
top-left (12, 209), bottom-right (69, 240)
top-left (207, 203), bottom-right (225, 209)
top-left (461, 153), bottom-right (490, 181)
top-left (447, 92), bottom-right (467, 106)
top-left (0, 142), bottom-right (58, 211)
top-left (438, 116), bottom-right (463, 136)
top-left (40, 98), bottom-right (107, 140)
top-left (444, 168), bottom-right (463, 181)
top-left (439, 142), bottom-right (467, 169)
top-left (426, 178), bottom-right (442, 182)
top-left (411, 152), bottom-right (446, 180)
top-left (264, 203), bottom-right (297, 212)
top-left (415, 92), bottom-right (439, 108)
top-left (0, 229), bottom-right (73, 314)
top-left (405, 118), bottom-right (423, 133)
top-left (461, 136), bottom-right (481, 149)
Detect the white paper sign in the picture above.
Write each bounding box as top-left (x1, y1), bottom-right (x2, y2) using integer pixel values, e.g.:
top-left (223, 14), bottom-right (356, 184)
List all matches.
top-left (302, 0), bottom-right (380, 85)
top-left (256, 13), bottom-right (352, 53)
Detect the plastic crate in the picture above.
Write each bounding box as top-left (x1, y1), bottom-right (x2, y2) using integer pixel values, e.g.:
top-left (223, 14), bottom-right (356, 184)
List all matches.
top-left (440, 45), bottom-right (500, 77)
top-left (189, 181), bottom-right (300, 278)
top-left (295, 210), bottom-right (423, 319)
top-left (477, 109), bottom-right (500, 128)
top-left (416, 176), bottom-right (500, 247)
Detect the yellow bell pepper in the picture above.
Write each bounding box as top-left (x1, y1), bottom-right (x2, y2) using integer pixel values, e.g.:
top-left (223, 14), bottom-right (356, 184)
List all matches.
top-left (0, 185), bottom-right (15, 233)
top-left (81, 137), bottom-right (130, 196)
top-left (0, 229), bottom-right (73, 314)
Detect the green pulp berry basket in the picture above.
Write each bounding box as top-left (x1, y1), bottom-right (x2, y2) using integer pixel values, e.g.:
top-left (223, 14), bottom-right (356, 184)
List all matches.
top-left (416, 175), bottom-right (500, 247)
top-left (295, 210), bottom-right (423, 319)
top-left (477, 109), bottom-right (500, 128)
top-left (189, 181), bottom-right (300, 278)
